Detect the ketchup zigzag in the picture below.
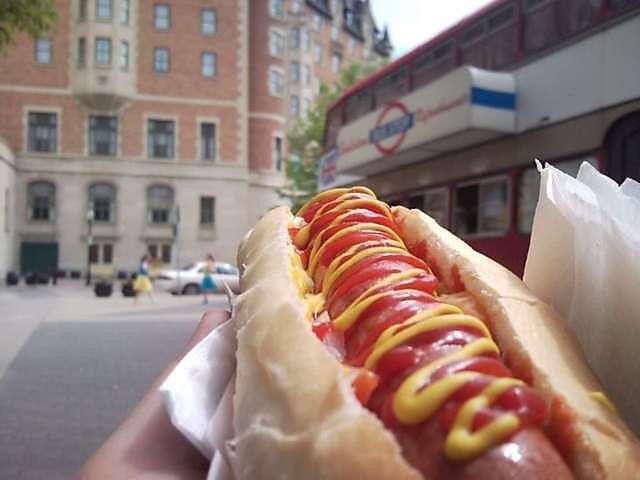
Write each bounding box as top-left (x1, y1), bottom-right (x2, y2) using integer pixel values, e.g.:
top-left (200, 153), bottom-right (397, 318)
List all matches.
top-left (290, 187), bottom-right (550, 463)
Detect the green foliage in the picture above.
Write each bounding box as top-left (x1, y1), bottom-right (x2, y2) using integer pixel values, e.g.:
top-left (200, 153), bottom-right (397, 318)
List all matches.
top-left (279, 60), bottom-right (383, 211)
top-left (0, 0), bottom-right (58, 52)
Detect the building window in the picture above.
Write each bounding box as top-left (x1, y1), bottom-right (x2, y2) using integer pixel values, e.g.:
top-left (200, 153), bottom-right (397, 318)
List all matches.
top-left (201, 8), bottom-right (217, 35)
top-left (120, 0), bottom-right (130, 24)
top-left (290, 95), bottom-right (300, 116)
top-left (270, 31), bottom-right (285, 57)
top-left (89, 115), bottom-right (117, 156)
top-left (119, 40), bottom-right (129, 70)
top-left (79, 0), bottom-right (87, 20)
top-left (314, 42), bottom-right (322, 63)
top-left (4, 188), bottom-right (10, 233)
top-left (201, 52), bottom-right (217, 77)
top-left (27, 181), bottom-right (55, 222)
top-left (302, 28), bottom-right (310, 51)
top-left (269, 69), bottom-right (284, 96)
top-left (147, 185), bottom-right (174, 223)
top-left (103, 244), bottom-right (113, 264)
top-left (274, 136), bottom-right (283, 171)
top-left (161, 244), bottom-right (172, 263)
top-left (331, 52), bottom-right (342, 73)
top-left (147, 243), bottom-right (171, 263)
top-left (270, 0), bottom-right (284, 17)
top-left (331, 24), bottom-right (339, 41)
top-left (200, 196), bottom-right (215, 226)
top-left (154, 47), bottom-right (170, 72)
top-left (89, 244), bottom-right (99, 264)
top-left (28, 112), bottom-right (57, 153)
top-left (200, 122), bottom-right (216, 161)
top-left (290, 61), bottom-right (300, 82)
top-left (96, 0), bottom-right (112, 19)
top-left (89, 183), bottom-right (116, 222)
top-left (313, 14), bottom-right (322, 31)
top-left (302, 98), bottom-right (311, 116)
top-left (154, 4), bottom-right (170, 30)
top-left (292, 0), bottom-right (303, 13)
top-left (95, 37), bottom-right (112, 65)
top-left (302, 64), bottom-right (311, 85)
top-left (148, 119), bottom-right (175, 159)
top-left (77, 37), bottom-right (86, 67)
top-left (290, 27), bottom-right (300, 49)
top-left (35, 38), bottom-right (52, 64)
top-left (454, 176), bottom-right (509, 236)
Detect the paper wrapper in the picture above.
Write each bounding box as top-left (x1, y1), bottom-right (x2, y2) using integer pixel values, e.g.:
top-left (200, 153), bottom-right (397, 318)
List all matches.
top-left (159, 315), bottom-right (237, 480)
top-left (524, 162), bottom-right (640, 435)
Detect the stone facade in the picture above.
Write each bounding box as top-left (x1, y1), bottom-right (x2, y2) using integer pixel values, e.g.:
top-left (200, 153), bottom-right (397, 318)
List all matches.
top-left (0, 0), bottom-right (389, 280)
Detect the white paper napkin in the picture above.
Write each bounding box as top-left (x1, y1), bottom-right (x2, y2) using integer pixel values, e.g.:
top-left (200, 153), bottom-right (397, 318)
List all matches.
top-left (159, 315), bottom-right (237, 479)
top-left (524, 161), bottom-right (640, 434)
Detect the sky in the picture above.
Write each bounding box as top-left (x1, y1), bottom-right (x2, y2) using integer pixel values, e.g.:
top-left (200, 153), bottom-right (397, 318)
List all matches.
top-left (369, 0), bottom-right (496, 58)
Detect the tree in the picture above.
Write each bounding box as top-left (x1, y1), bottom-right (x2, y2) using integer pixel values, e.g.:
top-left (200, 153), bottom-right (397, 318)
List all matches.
top-left (280, 60), bottom-right (384, 211)
top-left (0, 0), bottom-right (58, 53)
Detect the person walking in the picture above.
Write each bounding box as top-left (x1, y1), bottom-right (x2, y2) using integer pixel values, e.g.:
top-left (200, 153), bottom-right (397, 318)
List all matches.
top-left (201, 254), bottom-right (216, 304)
top-left (133, 254), bottom-right (154, 303)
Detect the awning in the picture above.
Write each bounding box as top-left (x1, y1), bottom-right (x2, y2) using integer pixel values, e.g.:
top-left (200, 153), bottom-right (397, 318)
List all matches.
top-left (333, 66), bottom-right (516, 178)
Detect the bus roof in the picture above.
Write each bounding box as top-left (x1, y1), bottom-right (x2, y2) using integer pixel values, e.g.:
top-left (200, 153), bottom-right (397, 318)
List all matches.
top-left (328, 0), bottom-right (507, 113)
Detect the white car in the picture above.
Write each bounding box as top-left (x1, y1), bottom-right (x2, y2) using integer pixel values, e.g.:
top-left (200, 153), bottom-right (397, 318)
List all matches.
top-left (154, 261), bottom-right (240, 295)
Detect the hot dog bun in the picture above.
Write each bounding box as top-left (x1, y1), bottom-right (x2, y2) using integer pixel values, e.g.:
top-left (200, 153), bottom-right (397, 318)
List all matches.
top-left (231, 203), bottom-right (640, 479)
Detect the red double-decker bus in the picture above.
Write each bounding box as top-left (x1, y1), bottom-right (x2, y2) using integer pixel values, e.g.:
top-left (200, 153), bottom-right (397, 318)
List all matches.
top-left (321, 0), bottom-right (640, 276)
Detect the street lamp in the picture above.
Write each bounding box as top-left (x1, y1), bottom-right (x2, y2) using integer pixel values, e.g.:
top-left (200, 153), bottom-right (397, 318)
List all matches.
top-left (169, 205), bottom-right (181, 294)
top-left (86, 208), bottom-right (94, 286)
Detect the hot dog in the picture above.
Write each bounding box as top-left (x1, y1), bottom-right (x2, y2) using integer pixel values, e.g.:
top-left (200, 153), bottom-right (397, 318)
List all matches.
top-left (231, 187), bottom-right (640, 479)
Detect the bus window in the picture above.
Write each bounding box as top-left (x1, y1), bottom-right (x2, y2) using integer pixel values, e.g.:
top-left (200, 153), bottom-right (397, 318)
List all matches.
top-left (555, 156), bottom-right (598, 176)
top-left (383, 196), bottom-right (408, 207)
top-left (454, 176), bottom-right (509, 236)
top-left (374, 67), bottom-right (409, 106)
top-left (524, 0), bottom-right (561, 53)
top-left (344, 88), bottom-right (373, 123)
top-left (409, 187), bottom-right (450, 228)
top-left (325, 106), bottom-right (342, 148)
top-left (518, 156), bottom-right (599, 233)
top-left (518, 168), bottom-right (540, 234)
top-left (565, 0), bottom-right (601, 36)
top-left (609, 0), bottom-right (640, 13)
top-left (460, 3), bottom-right (516, 70)
top-left (412, 40), bottom-right (455, 88)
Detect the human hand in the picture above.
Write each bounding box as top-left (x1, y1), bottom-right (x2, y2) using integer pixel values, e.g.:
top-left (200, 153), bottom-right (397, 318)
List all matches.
top-left (76, 309), bottom-right (230, 479)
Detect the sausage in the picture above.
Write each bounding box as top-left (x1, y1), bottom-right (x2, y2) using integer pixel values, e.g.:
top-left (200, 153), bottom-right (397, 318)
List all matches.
top-left (297, 187), bottom-right (574, 478)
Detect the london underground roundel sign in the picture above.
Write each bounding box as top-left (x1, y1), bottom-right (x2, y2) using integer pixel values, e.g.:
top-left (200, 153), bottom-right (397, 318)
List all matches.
top-left (368, 101), bottom-right (415, 156)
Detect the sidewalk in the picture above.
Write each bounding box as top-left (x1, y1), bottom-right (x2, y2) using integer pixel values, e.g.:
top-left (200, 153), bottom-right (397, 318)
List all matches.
top-left (0, 279), bottom-right (228, 379)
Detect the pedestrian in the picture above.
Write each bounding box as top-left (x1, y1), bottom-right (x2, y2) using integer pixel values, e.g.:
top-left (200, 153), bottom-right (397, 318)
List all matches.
top-left (133, 254), bottom-right (154, 303)
top-left (201, 254), bottom-right (216, 304)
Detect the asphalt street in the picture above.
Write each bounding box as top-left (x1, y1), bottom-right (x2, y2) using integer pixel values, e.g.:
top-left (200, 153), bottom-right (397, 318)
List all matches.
top-left (0, 282), bottom-right (228, 480)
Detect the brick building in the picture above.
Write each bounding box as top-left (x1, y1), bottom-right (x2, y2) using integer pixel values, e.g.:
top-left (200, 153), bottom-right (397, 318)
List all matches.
top-left (0, 0), bottom-right (390, 281)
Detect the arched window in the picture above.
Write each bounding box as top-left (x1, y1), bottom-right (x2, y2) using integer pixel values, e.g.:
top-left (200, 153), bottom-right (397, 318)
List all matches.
top-left (147, 185), bottom-right (174, 224)
top-left (27, 181), bottom-right (55, 222)
top-left (89, 183), bottom-right (116, 222)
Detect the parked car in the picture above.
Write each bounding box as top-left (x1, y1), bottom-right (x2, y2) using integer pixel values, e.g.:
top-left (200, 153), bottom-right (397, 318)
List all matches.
top-left (154, 261), bottom-right (240, 295)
